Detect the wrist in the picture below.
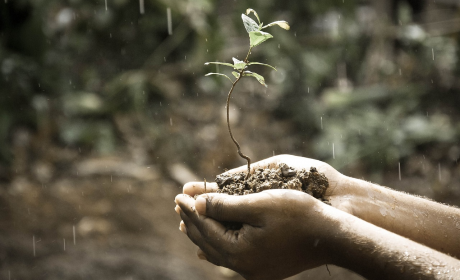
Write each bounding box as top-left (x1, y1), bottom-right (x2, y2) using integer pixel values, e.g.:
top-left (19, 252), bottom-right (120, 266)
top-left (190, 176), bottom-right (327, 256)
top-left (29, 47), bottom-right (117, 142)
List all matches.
top-left (322, 209), bottom-right (384, 276)
top-left (300, 201), bottom-right (353, 266)
top-left (326, 175), bottom-right (364, 215)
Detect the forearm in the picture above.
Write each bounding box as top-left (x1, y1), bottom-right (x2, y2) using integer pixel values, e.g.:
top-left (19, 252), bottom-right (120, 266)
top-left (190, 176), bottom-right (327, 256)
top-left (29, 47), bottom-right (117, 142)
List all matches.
top-left (325, 208), bottom-right (460, 280)
top-left (328, 176), bottom-right (460, 258)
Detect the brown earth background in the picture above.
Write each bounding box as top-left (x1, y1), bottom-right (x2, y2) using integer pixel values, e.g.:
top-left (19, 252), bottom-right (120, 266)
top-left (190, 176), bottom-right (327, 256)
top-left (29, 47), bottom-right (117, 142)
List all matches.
top-left (1, 0), bottom-right (460, 279)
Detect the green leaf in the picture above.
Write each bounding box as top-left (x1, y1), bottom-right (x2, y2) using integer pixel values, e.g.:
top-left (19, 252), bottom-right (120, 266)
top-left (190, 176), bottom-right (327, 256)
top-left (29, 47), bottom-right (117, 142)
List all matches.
top-left (232, 57), bottom-right (246, 70)
top-left (249, 31), bottom-right (273, 47)
top-left (247, 62), bottom-right (277, 71)
top-left (205, 62), bottom-right (237, 69)
top-left (243, 71), bottom-right (267, 87)
top-left (232, 71), bottom-right (240, 79)
top-left (205, 73), bottom-right (233, 83)
top-left (262, 21), bottom-right (290, 30)
top-left (245, 8), bottom-right (260, 24)
top-left (241, 14), bottom-right (260, 33)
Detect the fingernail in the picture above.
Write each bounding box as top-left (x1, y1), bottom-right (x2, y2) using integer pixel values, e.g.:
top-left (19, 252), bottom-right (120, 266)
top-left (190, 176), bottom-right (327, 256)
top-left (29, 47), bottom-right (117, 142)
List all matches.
top-left (179, 221), bottom-right (187, 234)
top-left (195, 195), bottom-right (207, 215)
top-left (197, 253), bottom-right (207, 261)
top-left (175, 205), bottom-right (181, 214)
top-left (191, 206), bottom-right (200, 218)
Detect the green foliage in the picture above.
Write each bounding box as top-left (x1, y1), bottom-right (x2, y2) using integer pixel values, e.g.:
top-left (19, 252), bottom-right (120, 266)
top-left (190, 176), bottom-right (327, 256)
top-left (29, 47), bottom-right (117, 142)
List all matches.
top-left (204, 9), bottom-right (290, 172)
top-left (204, 72), bottom-right (232, 83)
top-left (205, 8), bottom-right (289, 86)
top-left (242, 14), bottom-right (260, 33)
top-left (249, 31), bottom-right (273, 48)
top-left (243, 71), bottom-right (267, 87)
top-left (1, 0), bottom-right (459, 178)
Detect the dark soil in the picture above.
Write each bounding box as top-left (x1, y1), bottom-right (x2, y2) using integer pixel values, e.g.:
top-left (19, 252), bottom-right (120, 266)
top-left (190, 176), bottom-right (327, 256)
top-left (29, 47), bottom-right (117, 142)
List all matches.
top-left (214, 163), bottom-right (330, 230)
top-left (216, 163), bottom-right (329, 201)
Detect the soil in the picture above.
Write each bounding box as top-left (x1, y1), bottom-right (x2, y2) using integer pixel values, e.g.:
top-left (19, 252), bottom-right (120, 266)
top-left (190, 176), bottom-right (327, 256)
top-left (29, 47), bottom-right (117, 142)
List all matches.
top-left (214, 163), bottom-right (330, 230)
top-left (215, 163), bottom-right (330, 202)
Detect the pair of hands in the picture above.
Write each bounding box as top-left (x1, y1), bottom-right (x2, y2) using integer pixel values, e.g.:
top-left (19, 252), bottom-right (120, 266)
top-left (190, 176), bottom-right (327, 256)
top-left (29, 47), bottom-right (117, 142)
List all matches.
top-left (175, 155), bottom-right (349, 280)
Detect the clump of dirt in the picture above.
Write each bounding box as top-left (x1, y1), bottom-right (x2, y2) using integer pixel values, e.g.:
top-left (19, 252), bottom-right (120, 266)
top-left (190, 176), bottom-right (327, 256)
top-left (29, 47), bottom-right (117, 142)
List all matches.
top-left (215, 163), bottom-right (329, 203)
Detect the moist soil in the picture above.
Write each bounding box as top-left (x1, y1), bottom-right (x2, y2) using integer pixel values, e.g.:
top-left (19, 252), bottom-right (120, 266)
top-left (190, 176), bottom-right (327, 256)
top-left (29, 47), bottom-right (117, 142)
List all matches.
top-left (216, 163), bottom-right (329, 200)
top-left (214, 163), bottom-right (330, 229)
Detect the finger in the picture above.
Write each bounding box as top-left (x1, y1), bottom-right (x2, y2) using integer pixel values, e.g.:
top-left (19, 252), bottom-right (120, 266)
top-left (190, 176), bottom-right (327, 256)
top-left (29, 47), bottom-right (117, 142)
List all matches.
top-left (179, 220), bottom-right (187, 233)
top-left (183, 181), bottom-right (219, 197)
top-left (195, 193), bottom-right (263, 225)
top-left (197, 248), bottom-right (207, 260)
top-left (177, 194), bottom-right (230, 235)
top-left (180, 211), bottom-right (227, 265)
top-left (196, 246), bottom-right (225, 268)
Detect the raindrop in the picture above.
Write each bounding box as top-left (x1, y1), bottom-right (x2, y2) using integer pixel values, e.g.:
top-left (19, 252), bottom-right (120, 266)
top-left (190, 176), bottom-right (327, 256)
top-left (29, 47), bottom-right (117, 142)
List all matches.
top-left (167, 8), bottom-right (173, 35)
top-left (313, 239), bottom-right (319, 247)
top-left (33, 235), bottom-right (36, 256)
top-left (73, 225), bottom-right (76, 245)
top-left (8, 271), bottom-right (10, 280)
top-left (63, 238), bottom-right (66, 251)
top-left (273, 150), bottom-right (275, 156)
top-left (139, 0), bottom-right (144, 14)
top-left (294, 32), bottom-right (296, 37)
top-left (320, 117), bottom-right (323, 130)
top-left (438, 163), bottom-right (442, 181)
top-left (185, 55), bottom-right (187, 60)
top-left (278, 44), bottom-right (280, 49)
top-left (399, 68), bottom-right (402, 76)
top-left (110, 33), bottom-right (112, 38)
top-left (170, 118), bottom-right (173, 126)
top-left (398, 162), bottom-right (401, 181)
top-left (105, 0), bottom-right (107, 11)
top-left (160, 102), bottom-right (162, 106)
top-left (332, 143), bottom-right (335, 159)
top-left (69, 80), bottom-right (72, 85)
top-left (432, 48), bottom-right (435, 61)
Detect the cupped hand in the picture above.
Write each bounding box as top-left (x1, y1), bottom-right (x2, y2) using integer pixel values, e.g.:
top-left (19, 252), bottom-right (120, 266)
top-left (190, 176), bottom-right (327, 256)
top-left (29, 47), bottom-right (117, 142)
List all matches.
top-left (175, 190), bottom-right (339, 280)
top-left (182, 155), bottom-right (352, 213)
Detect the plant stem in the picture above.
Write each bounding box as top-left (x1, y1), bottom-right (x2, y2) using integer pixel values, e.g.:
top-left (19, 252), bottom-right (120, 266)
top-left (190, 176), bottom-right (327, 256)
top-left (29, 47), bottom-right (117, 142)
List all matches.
top-left (226, 47), bottom-right (253, 179)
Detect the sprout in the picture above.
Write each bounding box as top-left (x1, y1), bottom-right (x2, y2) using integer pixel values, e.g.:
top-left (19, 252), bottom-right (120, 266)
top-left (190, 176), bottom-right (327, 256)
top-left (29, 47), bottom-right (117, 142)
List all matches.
top-left (204, 9), bottom-right (290, 177)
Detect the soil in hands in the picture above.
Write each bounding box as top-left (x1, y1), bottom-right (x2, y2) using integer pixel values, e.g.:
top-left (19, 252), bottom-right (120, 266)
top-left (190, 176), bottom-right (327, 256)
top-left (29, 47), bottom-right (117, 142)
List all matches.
top-left (215, 163), bottom-right (330, 229)
top-left (216, 163), bottom-right (329, 200)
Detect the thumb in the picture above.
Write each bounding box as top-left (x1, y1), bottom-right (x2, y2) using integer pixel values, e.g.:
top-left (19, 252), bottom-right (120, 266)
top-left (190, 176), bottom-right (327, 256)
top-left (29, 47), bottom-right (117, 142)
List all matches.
top-left (195, 193), bottom-right (262, 225)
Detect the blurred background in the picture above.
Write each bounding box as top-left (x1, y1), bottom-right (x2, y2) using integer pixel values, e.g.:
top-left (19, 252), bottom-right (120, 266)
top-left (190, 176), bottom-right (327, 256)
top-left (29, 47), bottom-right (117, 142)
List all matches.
top-left (0, 0), bottom-right (459, 279)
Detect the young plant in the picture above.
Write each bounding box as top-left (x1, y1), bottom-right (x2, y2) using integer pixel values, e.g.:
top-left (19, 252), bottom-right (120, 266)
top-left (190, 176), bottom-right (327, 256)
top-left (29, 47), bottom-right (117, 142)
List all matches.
top-left (205, 8), bottom-right (290, 179)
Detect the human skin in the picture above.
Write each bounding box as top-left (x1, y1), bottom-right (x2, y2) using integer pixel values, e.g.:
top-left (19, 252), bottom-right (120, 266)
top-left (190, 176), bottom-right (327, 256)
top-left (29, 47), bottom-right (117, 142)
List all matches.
top-left (175, 155), bottom-right (460, 279)
top-left (175, 190), bottom-right (460, 279)
top-left (182, 155), bottom-right (460, 258)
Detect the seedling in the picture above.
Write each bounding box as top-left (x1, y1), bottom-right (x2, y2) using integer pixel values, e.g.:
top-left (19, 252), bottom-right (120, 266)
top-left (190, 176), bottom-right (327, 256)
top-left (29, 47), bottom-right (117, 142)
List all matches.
top-left (205, 8), bottom-right (290, 178)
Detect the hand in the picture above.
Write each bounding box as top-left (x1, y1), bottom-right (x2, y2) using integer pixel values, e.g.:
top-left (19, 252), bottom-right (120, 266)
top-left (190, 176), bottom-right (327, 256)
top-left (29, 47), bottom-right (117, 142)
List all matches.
top-left (175, 190), bottom-right (338, 280)
top-left (183, 155), bottom-right (353, 213)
